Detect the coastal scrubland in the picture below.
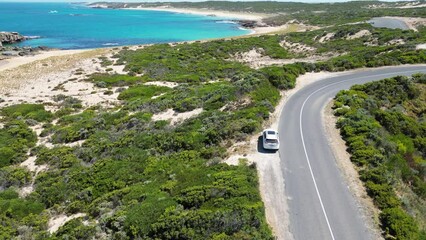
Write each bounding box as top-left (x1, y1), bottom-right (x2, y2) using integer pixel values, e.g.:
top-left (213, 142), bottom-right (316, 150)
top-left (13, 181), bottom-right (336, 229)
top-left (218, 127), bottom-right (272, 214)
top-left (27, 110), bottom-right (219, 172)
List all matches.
top-left (97, 1), bottom-right (426, 26)
top-left (2, 1), bottom-right (426, 239)
top-left (334, 74), bottom-right (426, 239)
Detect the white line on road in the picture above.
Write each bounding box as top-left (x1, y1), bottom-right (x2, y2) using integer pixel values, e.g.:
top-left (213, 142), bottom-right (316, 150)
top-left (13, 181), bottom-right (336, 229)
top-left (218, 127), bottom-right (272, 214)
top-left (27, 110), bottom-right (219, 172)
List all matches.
top-left (297, 68), bottom-right (426, 240)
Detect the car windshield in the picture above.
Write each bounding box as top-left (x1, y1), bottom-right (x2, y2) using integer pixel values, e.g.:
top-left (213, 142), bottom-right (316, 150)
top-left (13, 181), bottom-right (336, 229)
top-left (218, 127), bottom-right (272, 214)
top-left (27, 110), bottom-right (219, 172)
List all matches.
top-left (267, 131), bottom-right (276, 135)
top-left (266, 139), bottom-right (278, 144)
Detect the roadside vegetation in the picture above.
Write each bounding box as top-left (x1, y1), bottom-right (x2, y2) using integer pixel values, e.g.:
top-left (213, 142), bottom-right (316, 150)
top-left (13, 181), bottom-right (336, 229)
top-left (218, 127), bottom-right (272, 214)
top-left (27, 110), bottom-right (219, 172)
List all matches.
top-left (333, 74), bottom-right (426, 239)
top-left (2, 1), bottom-right (426, 238)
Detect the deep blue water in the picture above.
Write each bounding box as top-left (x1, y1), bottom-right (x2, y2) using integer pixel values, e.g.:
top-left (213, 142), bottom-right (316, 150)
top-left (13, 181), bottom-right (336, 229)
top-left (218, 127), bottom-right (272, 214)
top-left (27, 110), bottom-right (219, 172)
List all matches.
top-left (0, 2), bottom-right (249, 49)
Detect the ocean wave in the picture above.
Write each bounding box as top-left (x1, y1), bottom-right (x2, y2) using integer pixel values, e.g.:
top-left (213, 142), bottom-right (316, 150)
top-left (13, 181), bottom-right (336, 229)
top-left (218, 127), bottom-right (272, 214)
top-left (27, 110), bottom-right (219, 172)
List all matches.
top-left (216, 20), bottom-right (237, 24)
top-left (102, 43), bottom-right (119, 46)
top-left (49, 10), bottom-right (58, 14)
top-left (25, 36), bottom-right (41, 40)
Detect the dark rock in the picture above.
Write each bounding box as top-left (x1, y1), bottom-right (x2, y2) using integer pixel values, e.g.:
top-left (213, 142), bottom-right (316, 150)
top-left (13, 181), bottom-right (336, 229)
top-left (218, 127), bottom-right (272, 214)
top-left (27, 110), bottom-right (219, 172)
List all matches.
top-left (0, 31), bottom-right (26, 45)
top-left (37, 46), bottom-right (49, 51)
top-left (236, 20), bottom-right (260, 29)
top-left (2, 51), bottom-right (19, 56)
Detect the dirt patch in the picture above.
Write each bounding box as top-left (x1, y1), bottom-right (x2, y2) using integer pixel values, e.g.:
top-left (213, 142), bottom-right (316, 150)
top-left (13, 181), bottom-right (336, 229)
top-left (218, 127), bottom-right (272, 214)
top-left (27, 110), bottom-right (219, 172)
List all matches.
top-left (322, 101), bottom-right (383, 240)
top-left (386, 39), bottom-right (405, 46)
top-left (144, 81), bottom-right (179, 88)
top-left (231, 48), bottom-right (332, 69)
top-left (0, 49), bottom-right (124, 110)
top-left (318, 32), bottom-right (335, 43)
top-left (280, 39), bottom-right (316, 54)
top-left (347, 30), bottom-right (371, 40)
top-left (417, 44), bottom-right (426, 50)
top-left (48, 213), bottom-right (86, 233)
top-left (151, 108), bottom-right (203, 125)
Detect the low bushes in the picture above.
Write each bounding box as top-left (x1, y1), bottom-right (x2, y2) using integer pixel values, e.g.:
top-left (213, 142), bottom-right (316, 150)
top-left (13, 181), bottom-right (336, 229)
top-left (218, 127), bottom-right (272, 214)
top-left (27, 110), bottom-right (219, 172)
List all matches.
top-left (1, 104), bottom-right (52, 122)
top-left (334, 74), bottom-right (426, 239)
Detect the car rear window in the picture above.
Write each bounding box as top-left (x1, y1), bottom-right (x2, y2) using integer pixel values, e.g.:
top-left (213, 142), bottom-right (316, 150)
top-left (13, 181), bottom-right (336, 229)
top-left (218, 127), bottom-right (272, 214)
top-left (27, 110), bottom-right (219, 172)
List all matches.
top-left (266, 139), bottom-right (278, 144)
top-left (267, 131), bottom-right (276, 135)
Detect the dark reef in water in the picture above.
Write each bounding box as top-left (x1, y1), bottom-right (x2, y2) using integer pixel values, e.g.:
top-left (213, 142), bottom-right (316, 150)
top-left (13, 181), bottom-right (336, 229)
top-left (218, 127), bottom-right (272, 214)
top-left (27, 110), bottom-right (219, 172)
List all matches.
top-left (0, 31), bottom-right (26, 47)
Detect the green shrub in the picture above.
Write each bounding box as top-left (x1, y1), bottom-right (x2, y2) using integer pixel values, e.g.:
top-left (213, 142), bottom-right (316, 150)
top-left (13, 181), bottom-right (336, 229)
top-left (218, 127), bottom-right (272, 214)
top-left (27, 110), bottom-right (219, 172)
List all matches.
top-left (118, 85), bottom-right (170, 101)
top-left (380, 208), bottom-right (419, 240)
top-left (1, 104), bottom-right (52, 122)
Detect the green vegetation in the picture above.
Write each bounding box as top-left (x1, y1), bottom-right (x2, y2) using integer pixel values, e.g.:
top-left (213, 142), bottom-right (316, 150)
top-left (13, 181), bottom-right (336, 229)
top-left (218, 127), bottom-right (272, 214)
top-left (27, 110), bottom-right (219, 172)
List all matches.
top-left (334, 74), bottom-right (426, 239)
top-left (96, 1), bottom-right (426, 26)
top-left (0, 120), bottom-right (37, 168)
top-left (1, 104), bottom-right (52, 122)
top-left (115, 37), bottom-right (289, 82)
top-left (4, 2), bottom-right (426, 237)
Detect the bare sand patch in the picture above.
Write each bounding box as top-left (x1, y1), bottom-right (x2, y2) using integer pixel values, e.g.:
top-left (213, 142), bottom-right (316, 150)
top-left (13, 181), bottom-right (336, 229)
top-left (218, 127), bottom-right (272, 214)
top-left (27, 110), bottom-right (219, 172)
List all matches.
top-left (417, 44), bottom-right (426, 50)
top-left (318, 32), bottom-right (335, 43)
top-left (232, 48), bottom-right (331, 69)
top-left (152, 108), bottom-right (203, 125)
top-left (0, 49), bottom-right (89, 72)
top-left (280, 39), bottom-right (316, 54)
top-left (48, 213), bottom-right (86, 233)
top-left (19, 153), bottom-right (49, 198)
top-left (0, 49), bottom-right (124, 110)
top-left (386, 39), bottom-right (405, 46)
top-left (249, 24), bottom-right (292, 35)
top-left (347, 30), bottom-right (371, 40)
top-left (367, 2), bottom-right (426, 9)
top-left (144, 81), bottom-right (179, 88)
top-left (396, 3), bottom-right (426, 9)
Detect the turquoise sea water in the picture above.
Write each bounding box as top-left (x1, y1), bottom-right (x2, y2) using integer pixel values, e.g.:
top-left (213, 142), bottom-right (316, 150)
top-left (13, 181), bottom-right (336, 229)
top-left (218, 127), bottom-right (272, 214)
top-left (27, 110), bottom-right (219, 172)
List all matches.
top-left (0, 2), bottom-right (250, 49)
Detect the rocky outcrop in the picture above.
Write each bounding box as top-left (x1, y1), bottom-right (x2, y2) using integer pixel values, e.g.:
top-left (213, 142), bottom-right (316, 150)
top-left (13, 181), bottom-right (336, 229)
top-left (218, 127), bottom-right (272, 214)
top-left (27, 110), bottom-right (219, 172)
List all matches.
top-left (0, 31), bottom-right (26, 47)
top-left (1, 46), bottom-right (50, 57)
top-left (236, 20), bottom-right (268, 29)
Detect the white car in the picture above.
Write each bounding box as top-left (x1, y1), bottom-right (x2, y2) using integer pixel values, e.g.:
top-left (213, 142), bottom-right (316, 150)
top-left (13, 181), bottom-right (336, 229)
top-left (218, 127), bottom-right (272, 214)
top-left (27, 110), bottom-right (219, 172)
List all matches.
top-left (262, 129), bottom-right (280, 150)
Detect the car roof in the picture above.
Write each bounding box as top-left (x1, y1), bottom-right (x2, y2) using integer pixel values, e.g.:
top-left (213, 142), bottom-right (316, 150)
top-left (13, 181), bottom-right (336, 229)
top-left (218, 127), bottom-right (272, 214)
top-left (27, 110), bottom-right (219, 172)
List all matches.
top-left (263, 129), bottom-right (278, 139)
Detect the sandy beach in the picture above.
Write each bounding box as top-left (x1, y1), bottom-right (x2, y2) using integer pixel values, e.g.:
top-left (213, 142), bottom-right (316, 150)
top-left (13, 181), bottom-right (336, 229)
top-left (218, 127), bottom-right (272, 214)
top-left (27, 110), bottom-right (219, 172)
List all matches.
top-left (124, 6), bottom-right (268, 21)
top-left (0, 49), bottom-right (90, 72)
top-left (122, 6), bottom-right (296, 35)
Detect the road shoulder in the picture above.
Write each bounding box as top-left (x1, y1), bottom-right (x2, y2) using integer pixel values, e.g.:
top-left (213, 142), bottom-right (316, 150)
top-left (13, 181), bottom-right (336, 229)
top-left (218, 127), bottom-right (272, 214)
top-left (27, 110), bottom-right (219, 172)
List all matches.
top-left (322, 101), bottom-right (384, 240)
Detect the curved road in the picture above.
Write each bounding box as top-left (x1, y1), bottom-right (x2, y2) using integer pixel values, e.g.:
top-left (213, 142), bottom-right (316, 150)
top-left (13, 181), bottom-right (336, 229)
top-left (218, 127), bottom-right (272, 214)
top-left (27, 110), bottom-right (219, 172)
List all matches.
top-left (278, 65), bottom-right (426, 240)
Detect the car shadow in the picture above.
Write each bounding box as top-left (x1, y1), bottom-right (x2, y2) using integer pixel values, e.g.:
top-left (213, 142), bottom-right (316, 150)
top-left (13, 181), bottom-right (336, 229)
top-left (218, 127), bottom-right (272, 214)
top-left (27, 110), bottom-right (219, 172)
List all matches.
top-left (257, 136), bottom-right (278, 154)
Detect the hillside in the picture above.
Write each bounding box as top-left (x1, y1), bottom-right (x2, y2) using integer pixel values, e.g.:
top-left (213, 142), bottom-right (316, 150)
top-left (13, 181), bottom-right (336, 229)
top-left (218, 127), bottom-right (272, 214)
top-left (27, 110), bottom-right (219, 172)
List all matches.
top-left (2, 1), bottom-right (426, 239)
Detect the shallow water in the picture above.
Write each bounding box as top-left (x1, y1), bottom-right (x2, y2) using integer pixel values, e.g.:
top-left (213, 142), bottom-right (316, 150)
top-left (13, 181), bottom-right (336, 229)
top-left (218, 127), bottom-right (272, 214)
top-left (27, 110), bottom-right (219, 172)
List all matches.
top-left (368, 17), bottom-right (409, 30)
top-left (0, 2), bottom-right (249, 49)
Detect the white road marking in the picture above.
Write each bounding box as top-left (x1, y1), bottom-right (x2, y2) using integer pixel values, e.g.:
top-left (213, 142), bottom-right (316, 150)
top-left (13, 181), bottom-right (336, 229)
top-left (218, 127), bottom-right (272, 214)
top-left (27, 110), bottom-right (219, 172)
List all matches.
top-left (297, 68), bottom-right (426, 240)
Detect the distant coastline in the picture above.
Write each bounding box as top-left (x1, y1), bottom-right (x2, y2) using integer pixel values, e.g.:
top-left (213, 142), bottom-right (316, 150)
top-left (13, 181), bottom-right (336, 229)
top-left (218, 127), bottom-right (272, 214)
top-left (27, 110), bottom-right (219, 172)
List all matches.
top-left (87, 3), bottom-right (294, 36)
top-left (0, 2), bottom-right (252, 50)
top-left (121, 6), bottom-right (266, 21)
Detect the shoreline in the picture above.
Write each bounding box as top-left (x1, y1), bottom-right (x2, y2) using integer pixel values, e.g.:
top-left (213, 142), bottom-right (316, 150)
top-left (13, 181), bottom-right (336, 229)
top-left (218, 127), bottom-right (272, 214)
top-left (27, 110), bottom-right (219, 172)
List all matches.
top-left (121, 6), bottom-right (267, 21)
top-left (0, 49), bottom-right (91, 72)
top-left (0, 7), bottom-right (288, 73)
top-left (122, 6), bottom-right (289, 35)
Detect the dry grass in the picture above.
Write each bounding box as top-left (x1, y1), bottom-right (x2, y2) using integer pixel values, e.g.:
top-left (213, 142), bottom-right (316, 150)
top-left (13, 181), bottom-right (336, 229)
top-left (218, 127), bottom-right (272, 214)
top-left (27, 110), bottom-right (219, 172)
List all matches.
top-left (0, 49), bottom-right (109, 91)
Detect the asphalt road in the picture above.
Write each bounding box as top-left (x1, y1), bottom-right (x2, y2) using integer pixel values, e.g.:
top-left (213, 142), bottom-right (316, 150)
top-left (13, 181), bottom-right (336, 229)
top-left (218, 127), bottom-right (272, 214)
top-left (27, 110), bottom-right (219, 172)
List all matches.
top-left (278, 65), bottom-right (426, 240)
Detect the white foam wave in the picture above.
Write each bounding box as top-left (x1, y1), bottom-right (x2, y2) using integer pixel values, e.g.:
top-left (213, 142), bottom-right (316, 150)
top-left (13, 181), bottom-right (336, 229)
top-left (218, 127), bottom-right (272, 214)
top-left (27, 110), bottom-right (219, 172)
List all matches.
top-left (25, 36), bottom-right (41, 40)
top-left (216, 20), bottom-right (237, 24)
top-left (102, 43), bottom-right (119, 46)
